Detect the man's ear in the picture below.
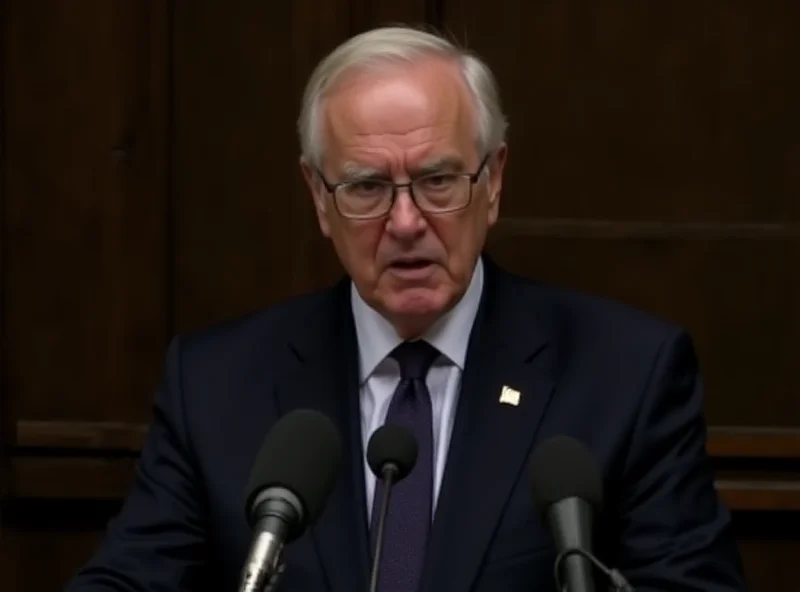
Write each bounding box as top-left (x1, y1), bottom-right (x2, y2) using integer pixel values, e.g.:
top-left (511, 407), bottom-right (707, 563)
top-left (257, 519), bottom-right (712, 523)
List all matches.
top-left (299, 156), bottom-right (331, 237)
top-left (487, 143), bottom-right (507, 226)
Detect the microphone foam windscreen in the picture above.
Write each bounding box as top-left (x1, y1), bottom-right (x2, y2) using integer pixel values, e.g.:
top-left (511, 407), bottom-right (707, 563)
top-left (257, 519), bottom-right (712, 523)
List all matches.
top-left (528, 435), bottom-right (604, 516)
top-left (366, 424), bottom-right (418, 481)
top-left (245, 409), bottom-right (342, 527)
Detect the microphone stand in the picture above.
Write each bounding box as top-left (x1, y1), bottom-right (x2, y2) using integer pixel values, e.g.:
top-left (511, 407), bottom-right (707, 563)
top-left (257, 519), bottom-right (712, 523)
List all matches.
top-left (368, 464), bottom-right (398, 592)
top-left (554, 548), bottom-right (634, 592)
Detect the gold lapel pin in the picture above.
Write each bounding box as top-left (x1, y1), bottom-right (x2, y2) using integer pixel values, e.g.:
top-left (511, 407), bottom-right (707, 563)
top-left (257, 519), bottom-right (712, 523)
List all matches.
top-left (499, 385), bottom-right (521, 406)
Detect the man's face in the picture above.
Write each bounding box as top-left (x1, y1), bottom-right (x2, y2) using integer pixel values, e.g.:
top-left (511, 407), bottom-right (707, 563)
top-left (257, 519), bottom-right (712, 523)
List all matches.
top-left (301, 57), bottom-right (506, 338)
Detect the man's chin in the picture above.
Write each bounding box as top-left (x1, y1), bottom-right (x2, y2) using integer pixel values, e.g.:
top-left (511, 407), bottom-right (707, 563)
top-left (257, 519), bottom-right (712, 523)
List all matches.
top-left (383, 288), bottom-right (451, 323)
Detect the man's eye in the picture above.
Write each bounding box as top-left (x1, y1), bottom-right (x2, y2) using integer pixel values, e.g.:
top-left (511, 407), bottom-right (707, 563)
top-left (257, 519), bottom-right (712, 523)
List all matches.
top-left (418, 174), bottom-right (458, 190)
top-left (346, 181), bottom-right (387, 197)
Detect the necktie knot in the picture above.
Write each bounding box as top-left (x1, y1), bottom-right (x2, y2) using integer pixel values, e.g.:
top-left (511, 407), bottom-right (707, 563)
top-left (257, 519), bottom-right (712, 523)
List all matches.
top-left (390, 340), bottom-right (439, 380)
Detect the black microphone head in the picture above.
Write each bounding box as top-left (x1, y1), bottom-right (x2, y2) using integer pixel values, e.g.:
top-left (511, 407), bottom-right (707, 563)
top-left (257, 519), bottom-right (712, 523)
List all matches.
top-left (366, 424), bottom-right (418, 481)
top-left (244, 409), bottom-right (342, 533)
top-left (528, 435), bottom-right (603, 516)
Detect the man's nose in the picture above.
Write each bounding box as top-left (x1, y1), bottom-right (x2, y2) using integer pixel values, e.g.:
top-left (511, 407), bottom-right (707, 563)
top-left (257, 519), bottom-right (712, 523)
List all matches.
top-left (386, 187), bottom-right (426, 235)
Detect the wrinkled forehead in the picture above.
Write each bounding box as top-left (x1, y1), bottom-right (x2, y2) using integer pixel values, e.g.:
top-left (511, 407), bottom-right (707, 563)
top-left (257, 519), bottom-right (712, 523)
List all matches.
top-left (319, 58), bottom-right (478, 170)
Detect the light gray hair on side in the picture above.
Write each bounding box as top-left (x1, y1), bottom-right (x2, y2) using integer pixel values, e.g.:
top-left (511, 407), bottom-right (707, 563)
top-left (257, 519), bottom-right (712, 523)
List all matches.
top-left (297, 26), bottom-right (509, 169)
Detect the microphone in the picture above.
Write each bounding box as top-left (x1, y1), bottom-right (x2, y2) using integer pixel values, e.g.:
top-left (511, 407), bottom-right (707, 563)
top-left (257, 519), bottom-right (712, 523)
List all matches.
top-left (365, 424), bottom-right (419, 592)
top-left (239, 409), bottom-right (343, 592)
top-left (529, 435), bottom-right (634, 592)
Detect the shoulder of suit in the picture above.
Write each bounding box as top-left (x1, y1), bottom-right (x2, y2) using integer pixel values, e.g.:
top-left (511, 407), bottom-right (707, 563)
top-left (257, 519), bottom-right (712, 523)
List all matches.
top-left (170, 282), bottom-right (343, 362)
top-left (500, 269), bottom-right (686, 350)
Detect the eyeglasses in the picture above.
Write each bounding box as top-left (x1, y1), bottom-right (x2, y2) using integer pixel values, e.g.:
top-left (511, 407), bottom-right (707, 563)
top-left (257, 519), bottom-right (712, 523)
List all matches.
top-left (316, 154), bottom-right (491, 220)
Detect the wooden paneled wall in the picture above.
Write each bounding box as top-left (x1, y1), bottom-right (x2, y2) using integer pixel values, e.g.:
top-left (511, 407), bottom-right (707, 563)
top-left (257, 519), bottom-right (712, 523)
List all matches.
top-left (1, 1), bottom-right (798, 589)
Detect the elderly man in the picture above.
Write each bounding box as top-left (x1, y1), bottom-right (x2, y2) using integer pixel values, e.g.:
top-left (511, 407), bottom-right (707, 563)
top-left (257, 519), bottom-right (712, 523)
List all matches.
top-left (67, 26), bottom-right (746, 591)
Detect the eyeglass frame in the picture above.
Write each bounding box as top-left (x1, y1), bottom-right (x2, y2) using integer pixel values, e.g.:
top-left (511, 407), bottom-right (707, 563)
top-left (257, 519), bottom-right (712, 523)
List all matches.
top-left (315, 153), bottom-right (492, 220)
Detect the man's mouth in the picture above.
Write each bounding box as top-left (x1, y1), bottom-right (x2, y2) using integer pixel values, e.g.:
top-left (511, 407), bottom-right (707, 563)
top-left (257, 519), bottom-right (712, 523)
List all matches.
top-left (390, 259), bottom-right (433, 270)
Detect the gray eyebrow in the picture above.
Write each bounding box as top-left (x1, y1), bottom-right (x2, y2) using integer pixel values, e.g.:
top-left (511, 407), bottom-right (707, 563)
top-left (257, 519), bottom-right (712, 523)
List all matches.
top-left (340, 162), bottom-right (387, 182)
top-left (412, 156), bottom-right (466, 176)
top-left (337, 155), bottom-right (467, 183)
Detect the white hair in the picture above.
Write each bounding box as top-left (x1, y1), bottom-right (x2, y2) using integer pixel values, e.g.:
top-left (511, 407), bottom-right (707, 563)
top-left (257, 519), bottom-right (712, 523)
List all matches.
top-left (298, 26), bottom-right (508, 169)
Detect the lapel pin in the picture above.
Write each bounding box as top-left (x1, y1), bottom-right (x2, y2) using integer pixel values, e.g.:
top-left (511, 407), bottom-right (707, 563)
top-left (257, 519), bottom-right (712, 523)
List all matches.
top-left (499, 386), bottom-right (521, 406)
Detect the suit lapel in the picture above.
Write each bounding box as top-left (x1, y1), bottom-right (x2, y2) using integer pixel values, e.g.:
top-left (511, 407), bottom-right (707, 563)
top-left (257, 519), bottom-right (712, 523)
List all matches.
top-left (423, 261), bottom-right (557, 592)
top-left (274, 280), bottom-right (370, 592)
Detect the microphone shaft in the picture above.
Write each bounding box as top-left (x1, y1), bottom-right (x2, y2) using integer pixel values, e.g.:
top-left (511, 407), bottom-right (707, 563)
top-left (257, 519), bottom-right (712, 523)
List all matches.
top-left (548, 497), bottom-right (595, 592)
top-left (369, 465), bottom-right (397, 592)
top-left (239, 494), bottom-right (297, 592)
top-left (562, 554), bottom-right (594, 592)
top-left (239, 529), bottom-right (283, 592)
top-left (262, 563), bottom-right (287, 592)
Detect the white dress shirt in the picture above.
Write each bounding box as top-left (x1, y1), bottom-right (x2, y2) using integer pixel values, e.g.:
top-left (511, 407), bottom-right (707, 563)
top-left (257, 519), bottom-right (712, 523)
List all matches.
top-left (351, 258), bottom-right (484, 520)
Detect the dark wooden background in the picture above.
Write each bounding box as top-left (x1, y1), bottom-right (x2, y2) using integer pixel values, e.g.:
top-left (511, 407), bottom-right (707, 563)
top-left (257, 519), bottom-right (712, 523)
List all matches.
top-left (1, 0), bottom-right (798, 589)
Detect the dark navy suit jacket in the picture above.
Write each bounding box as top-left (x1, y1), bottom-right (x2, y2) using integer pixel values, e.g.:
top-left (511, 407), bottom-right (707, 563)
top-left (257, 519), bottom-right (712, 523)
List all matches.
top-left (66, 259), bottom-right (746, 591)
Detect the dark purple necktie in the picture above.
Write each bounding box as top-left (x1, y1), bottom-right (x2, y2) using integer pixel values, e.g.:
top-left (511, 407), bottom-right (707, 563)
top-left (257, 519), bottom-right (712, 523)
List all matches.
top-left (371, 340), bottom-right (439, 592)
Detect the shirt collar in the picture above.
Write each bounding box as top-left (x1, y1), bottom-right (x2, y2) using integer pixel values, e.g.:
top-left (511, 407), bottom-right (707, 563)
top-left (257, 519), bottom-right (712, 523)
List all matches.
top-left (351, 257), bottom-right (484, 383)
